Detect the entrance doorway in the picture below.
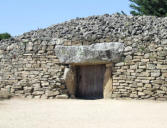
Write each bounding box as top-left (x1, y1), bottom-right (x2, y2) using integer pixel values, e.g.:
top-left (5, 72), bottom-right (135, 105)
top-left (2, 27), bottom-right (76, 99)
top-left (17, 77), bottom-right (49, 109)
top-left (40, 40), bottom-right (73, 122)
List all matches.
top-left (75, 65), bottom-right (106, 99)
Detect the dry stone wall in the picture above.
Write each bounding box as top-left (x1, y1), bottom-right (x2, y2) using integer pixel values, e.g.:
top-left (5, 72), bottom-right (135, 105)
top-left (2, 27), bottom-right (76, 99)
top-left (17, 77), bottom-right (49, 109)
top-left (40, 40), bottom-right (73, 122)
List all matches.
top-left (112, 39), bottom-right (167, 100)
top-left (0, 38), bottom-right (68, 99)
top-left (0, 14), bottom-right (167, 100)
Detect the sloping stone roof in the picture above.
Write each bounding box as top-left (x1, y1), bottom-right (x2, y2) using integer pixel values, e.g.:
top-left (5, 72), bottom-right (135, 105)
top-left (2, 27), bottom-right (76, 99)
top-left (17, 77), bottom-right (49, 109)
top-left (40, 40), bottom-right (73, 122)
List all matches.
top-left (0, 14), bottom-right (167, 55)
top-left (15, 13), bottom-right (167, 44)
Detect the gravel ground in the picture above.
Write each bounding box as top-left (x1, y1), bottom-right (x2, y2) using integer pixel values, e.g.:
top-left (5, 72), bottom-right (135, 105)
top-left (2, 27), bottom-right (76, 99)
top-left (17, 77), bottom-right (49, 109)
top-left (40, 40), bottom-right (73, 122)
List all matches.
top-left (0, 98), bottom-right (167, 128)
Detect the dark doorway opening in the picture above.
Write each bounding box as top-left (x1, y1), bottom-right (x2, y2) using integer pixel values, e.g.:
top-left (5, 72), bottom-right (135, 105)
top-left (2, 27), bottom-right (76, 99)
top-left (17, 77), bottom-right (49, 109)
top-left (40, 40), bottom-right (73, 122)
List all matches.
top-left (75, 65), bottom-right (105, 99)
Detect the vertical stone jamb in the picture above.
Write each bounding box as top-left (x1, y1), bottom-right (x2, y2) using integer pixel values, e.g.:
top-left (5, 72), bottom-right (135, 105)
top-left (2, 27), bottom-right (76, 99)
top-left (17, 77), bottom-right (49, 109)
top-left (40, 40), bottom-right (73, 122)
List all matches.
top-left (64, 66), bottom-right (76, 98)
top-left (103, 63), bottom-right (113, 99)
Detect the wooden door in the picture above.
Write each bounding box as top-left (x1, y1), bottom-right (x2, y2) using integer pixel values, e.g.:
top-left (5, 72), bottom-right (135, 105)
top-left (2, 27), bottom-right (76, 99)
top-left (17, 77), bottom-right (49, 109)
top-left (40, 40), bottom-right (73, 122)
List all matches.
top-left (76, 65), bottom-right (105, 99)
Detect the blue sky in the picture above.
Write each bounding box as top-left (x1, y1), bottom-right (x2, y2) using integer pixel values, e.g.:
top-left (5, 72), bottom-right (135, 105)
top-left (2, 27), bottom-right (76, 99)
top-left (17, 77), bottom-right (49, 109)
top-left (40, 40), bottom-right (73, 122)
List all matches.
top-left (0, 0), bottom-right (131, 36)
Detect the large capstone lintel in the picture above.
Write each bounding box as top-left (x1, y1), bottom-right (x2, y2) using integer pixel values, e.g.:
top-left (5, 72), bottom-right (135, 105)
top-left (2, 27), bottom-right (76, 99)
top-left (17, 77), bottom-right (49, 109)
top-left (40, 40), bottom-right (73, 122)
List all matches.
top-left (55, 42), bottom-right (124, 64)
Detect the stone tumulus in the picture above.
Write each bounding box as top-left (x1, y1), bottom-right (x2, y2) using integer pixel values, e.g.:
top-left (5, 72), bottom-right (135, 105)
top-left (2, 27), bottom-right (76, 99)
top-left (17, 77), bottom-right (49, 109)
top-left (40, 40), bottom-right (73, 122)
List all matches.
top-left (0, 14), bottom-right (167, 100)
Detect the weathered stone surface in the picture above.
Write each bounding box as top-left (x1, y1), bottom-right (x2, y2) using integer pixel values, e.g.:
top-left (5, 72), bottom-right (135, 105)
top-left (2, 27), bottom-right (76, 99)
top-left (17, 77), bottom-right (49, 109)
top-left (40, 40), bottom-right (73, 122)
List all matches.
top-left (124, 46), bottom-right (132, 52)
top-left (64, 67), bottom-right (76, 97)
top-left (115, 62), bottom-right (125, 67)
top-left (161, 39), bottom-right (167, 45)
top-left (151, 70), bottom-right (161, 77)
top-left (46, 91), bottom-right (59, 97)
top-left (56, 94), bottom-right (68, 99)
top-left (0, 90), bottom-right (11, 99)
top-left (26, 42), bottom-right (33, 51)
top-left (55, 42), bottom-right (124, 64)
top-left (0, 14), bottom-right (167, 101)
top-left (33, 91), bottom-right (45, 96)
top-left (103, 64), bottom-right (113, 99)
top-left (157, 64), bottom-right (167, 70)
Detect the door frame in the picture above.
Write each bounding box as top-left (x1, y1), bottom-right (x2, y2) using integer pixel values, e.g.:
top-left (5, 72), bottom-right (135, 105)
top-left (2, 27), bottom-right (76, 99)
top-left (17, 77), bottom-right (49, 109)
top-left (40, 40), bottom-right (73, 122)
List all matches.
top-left (64, 63), bottom-right (113, 99)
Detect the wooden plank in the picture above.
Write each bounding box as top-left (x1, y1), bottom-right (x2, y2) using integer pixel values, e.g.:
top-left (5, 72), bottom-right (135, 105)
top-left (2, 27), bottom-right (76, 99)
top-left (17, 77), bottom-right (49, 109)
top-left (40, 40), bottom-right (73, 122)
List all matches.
top-left (76, 65), bottom-right (105, 99)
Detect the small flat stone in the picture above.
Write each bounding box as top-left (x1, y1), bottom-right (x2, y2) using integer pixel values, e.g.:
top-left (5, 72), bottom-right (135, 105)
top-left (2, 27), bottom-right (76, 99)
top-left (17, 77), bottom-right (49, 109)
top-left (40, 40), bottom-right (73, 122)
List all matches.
top-left (56, 94), bottom-right (68, 99)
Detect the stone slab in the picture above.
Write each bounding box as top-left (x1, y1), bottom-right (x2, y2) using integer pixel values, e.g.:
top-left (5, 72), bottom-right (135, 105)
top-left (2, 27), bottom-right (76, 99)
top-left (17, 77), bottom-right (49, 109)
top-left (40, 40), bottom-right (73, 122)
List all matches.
top-left (55, 42), bottom-right (124, 64)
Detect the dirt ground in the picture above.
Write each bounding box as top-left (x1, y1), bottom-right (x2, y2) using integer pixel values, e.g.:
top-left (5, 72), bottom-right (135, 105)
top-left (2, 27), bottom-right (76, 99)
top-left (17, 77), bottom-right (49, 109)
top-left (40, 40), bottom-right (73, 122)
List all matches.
top-left (0, 98), bottom-right (167, 128)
